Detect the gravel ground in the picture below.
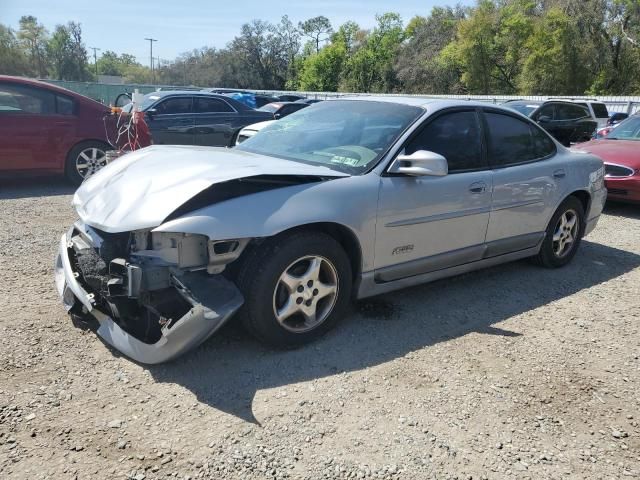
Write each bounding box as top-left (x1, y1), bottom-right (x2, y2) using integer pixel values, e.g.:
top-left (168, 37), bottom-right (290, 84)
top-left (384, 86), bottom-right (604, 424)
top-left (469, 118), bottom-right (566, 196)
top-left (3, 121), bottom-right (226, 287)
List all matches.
top-left (0, 178), bottom-right (639, 480)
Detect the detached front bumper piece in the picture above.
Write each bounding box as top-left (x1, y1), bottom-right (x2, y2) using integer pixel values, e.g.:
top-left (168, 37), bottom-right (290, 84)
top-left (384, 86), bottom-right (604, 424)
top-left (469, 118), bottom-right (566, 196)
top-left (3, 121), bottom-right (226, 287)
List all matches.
top-left (55, 227), bottom-right (243, 364)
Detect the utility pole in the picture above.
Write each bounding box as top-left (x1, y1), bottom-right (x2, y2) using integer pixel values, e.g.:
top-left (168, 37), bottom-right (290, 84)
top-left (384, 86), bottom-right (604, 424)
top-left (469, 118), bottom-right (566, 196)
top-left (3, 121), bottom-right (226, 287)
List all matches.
top-left (90, 47), bottom-right (101, 79)
top-left (144, 38), bottom-right (157, 83)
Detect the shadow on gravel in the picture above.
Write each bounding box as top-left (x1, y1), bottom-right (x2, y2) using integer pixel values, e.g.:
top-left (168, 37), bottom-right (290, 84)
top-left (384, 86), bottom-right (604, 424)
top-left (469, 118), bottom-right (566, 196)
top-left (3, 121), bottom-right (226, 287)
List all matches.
top-left (0, 177), bottom-right (74, 199)
top-left (604, 201), bottom-right (640, 220)
top-left (145, 239), bottom-right (639, 424)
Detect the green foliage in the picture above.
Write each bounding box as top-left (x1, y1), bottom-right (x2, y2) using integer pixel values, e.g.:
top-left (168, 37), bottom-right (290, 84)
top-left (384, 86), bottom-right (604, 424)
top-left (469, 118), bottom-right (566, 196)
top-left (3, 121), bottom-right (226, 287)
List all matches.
top-left (298, 42), bottom-right (347, 91)
top-left (0, 25), bottom-right (29, 75)
top-left (341, 13), bottom-right (405, 92)
top-left (96, 51), bottom-right (140, 76)
top-left (47, 22), bottom-right (91, 81)
top-left (2, 4), bottom-right (640, 95)
top-left (395, 6), bottom-right (466, 93)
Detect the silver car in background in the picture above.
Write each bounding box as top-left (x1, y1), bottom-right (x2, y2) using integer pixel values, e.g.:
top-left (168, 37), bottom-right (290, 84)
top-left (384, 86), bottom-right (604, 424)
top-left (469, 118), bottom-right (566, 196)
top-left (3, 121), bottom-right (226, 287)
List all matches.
top-left (55, 98), bottom-right (607, 364)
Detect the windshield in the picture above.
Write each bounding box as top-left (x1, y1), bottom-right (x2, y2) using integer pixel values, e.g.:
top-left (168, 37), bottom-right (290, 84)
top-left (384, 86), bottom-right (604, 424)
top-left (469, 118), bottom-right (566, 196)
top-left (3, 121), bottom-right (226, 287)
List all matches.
top-left (236, 100), bottom-right (423, 174)
top-left (122, 93), bottom-right (162, 113)
top-left (257, 104), bottom-right (279, 113)
top-left (504, 103), bottom-right (538, 116)
top-left (607, 116), bottom-right (640, 140)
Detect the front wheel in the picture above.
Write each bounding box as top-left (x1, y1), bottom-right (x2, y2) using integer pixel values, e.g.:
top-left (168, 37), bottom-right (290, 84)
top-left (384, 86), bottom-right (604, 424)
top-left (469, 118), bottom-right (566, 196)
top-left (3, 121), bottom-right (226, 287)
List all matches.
top-left (236, 231), bottom-right (352, 347)
top-left (532, 196), bottom-right (586, 268)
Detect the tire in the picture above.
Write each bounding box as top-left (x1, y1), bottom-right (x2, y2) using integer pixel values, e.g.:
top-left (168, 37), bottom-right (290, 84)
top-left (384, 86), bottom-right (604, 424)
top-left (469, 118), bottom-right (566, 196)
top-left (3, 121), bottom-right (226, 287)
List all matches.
top-left (532, 196), bottom-right (586, 268)
top-left (235, 231), bottom-right (352, 347)
top-left (65, 141), bottom-right (110, 186)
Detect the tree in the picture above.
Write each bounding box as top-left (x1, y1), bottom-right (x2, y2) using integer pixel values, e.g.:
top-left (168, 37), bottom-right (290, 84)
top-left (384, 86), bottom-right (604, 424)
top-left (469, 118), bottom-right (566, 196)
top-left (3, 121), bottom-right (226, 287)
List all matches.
top-left (298, 41), bottom-right (347, 91)
top-left (341, 13), bottom-right (405, 92)
top-left (96, 51), bottom-right (140, 76)
top-left (394, 7), bottom-right (466, 93)
top-left (299, 16), bottom-right (333, 53)
top-left (441, 0), bottom-right (536, 94)
top-left (47, 22), bottom-right (91, 81)
top-left (519, 7), bottom-right (589, 94)
top-left (17, 15), bottom-right (48, 77)
top-left (0, 25), bottom-right (29, 75)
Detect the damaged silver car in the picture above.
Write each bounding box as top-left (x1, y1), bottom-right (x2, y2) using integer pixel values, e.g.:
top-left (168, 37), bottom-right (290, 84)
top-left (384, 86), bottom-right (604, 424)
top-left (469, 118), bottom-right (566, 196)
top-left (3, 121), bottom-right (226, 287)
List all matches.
top-left (56, 98), bottom-right (607, 364)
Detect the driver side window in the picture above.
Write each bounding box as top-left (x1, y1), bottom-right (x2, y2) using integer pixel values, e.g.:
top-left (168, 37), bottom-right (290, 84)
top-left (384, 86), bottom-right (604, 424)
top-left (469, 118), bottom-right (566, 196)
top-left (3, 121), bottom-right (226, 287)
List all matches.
top-left (405, 110), bottom-right (486, 172)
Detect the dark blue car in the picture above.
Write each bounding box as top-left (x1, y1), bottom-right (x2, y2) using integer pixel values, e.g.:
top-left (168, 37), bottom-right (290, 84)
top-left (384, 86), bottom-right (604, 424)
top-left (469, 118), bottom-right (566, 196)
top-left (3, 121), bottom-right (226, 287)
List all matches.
top-left (126, 91), bottom-right (274, 147)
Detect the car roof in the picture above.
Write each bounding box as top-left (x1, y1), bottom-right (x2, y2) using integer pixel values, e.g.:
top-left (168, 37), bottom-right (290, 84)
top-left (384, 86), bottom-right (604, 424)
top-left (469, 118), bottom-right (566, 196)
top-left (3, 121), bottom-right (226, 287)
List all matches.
top-left (145, 90), bottom-right (232, 98)
top-left (0, 75), bottom-right (108, 108)
top-left (330, 95), bottom-right (510, 110)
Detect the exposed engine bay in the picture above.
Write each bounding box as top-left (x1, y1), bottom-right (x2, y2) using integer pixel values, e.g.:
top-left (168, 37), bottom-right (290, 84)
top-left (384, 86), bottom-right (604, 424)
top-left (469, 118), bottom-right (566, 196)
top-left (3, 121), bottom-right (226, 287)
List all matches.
top-left (56, 221), bottom-right (247, 363)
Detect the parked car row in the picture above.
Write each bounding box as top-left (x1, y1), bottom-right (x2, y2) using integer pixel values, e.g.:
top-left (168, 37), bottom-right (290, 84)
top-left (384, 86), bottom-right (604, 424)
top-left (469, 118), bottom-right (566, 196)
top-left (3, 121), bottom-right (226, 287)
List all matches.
top-left (1, 74), bottom-right (636, 206)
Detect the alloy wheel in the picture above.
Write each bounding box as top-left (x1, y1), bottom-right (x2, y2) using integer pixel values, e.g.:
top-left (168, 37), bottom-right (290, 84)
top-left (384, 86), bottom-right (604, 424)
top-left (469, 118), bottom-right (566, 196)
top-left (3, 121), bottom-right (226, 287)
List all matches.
top-left (552, 209), bottom-right (579, 258)
top-left (75, 147), bottom-right (107, 178)
top-left (272, 255), bottom-right (339, 333)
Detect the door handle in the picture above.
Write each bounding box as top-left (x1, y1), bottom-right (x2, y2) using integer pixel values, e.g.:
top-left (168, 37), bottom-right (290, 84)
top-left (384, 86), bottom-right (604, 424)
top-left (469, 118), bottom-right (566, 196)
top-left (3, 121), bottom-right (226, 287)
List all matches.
top-left (469, 181), bottom-right (487, 194)
top-left (553, 169), bottom-right (566, 179)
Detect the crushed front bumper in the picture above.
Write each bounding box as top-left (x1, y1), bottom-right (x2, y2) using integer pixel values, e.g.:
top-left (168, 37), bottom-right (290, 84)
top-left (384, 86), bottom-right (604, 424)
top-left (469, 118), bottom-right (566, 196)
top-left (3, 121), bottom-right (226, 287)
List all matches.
top-left (55, 227), bottom-right (243, 364)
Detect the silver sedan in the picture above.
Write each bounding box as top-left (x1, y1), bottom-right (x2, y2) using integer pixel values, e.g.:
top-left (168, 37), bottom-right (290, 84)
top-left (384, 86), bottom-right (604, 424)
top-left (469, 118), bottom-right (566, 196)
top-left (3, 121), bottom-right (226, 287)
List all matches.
top-left (55, 97), bottom-right (607, 363)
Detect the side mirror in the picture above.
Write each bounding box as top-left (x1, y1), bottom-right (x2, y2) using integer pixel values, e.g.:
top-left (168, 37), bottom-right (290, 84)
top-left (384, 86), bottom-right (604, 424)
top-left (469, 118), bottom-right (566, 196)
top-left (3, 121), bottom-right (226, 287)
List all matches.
top-left (388, 150), bottom-right (448, 177)
top-left (537, 115), bottom-right (552, 123)
top-left (145, 108), bottom-right (157, 119)
top-left (274, 113), bottom-right (282, 120)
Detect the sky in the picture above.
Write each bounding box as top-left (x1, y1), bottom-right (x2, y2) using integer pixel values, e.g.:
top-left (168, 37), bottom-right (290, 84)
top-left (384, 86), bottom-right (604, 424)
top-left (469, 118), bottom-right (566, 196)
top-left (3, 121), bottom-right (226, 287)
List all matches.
top-left (1, 0), bottom-right (472, 66)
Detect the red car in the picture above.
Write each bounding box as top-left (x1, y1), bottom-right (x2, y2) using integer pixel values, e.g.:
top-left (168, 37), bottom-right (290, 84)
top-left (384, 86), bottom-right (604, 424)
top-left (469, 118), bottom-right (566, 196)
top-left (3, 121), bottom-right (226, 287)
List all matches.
top-left (0, 76), bottom-right (114, 185)
top-left (578, 114), bottom-right (640, 203)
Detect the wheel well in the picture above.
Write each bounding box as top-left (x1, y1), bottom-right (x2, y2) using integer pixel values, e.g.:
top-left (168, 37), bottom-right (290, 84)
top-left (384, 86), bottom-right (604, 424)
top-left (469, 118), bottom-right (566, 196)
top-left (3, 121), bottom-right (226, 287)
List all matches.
top-left (569, 190), bottom-right (591, 214)
top-left (278, 223), bottom-right (362, 281)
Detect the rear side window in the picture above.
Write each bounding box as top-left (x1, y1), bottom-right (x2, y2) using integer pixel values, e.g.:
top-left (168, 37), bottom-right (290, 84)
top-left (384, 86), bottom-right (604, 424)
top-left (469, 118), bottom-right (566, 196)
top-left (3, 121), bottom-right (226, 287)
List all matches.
top-left (56, 94), bottom-right (75, 115)
top-left (556, 104), bottom-right (589, 120)
top-left (155, 97), bottom-right (192, 114)
top-left (193, 97), bottom-right (234, 113)
top-left (405, 110), bottom-right (485, 172)
top-left (591, 102), bottom-right (608, 118)
top-left (0, 83), bottom-right (55, 114)
top-left (537, 104), bottom-right (555, 120)
top-left (485, 112), bottom-right (554, 166)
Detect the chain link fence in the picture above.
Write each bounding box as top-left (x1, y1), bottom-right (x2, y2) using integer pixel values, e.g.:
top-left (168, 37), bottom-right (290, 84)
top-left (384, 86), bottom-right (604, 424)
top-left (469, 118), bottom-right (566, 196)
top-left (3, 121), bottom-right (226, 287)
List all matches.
top-left (44, 79), bottom-right (640, 115)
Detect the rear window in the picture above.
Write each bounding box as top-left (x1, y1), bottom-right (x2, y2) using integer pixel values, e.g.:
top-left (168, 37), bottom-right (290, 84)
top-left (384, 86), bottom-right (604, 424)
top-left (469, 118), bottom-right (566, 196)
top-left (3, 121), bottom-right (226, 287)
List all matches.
top-left (504, 103), bottom-right (538, 116)
top-left (591, 102), bottom-right (609, 118)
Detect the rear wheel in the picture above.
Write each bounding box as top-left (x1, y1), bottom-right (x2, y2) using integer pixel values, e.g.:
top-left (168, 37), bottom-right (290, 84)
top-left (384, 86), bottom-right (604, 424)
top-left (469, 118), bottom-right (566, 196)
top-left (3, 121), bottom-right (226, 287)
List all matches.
top-left (532, 196), bottom-right (585, 268)
top-left (65, 141), bottom-right (110, 185)
top-left (236, 231), bottom-right (352, 347)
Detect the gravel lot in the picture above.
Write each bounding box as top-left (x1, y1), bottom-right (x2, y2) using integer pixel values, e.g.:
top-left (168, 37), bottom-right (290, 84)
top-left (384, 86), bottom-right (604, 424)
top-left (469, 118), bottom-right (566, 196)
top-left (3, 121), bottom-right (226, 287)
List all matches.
top-left (0, 178), bottom-right (639, 480)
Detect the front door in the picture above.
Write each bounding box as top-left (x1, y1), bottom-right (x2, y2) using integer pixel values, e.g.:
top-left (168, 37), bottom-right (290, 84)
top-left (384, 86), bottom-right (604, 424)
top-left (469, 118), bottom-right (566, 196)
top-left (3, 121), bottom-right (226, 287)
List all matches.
top-left (375, 109), bottom-right (493, 282)
top-left (482, 109), bottom-right (567, 253)
top-left (146, 96), bottom-right (195, 145)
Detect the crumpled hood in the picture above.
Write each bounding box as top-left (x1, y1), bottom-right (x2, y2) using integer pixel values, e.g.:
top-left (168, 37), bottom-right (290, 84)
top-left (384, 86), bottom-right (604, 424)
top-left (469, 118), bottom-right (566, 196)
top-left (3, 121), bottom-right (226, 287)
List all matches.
top-left (73, 145), bottom-right (348, 233)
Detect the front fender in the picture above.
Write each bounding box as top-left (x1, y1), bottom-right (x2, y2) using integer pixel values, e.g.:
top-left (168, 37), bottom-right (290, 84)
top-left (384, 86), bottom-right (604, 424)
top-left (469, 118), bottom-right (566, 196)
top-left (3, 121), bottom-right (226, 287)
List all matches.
top-left (153, 174), bottom-right (381, 272)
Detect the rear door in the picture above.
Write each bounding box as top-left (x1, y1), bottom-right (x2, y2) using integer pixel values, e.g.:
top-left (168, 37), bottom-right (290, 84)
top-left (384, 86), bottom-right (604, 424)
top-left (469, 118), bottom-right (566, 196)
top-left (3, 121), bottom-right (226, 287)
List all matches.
top-left (193, 96), bottom-right (238, 146)
top-left (0, 82), bottom-right (75, 172)
top-left (374, 109), bottom-right (493, 281)
top-left (145, 96), bottom-right (195, 145)
top-left (483, 109), bottom-right (566, 253)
